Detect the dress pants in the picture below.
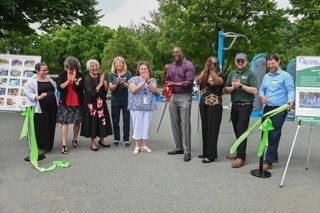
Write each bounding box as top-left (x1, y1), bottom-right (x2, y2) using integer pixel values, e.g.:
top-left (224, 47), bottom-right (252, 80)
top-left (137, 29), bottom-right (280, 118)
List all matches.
top-left (200, 104), bottom-right (223, 160)
top-left (230, 103), bottom-right (253, 160)
top-left (263, 106), bottom-right (287, 165)
top-left (169, 93), bottom-right (192, 154)
top-left (111, 99), bottom-right (130, 142)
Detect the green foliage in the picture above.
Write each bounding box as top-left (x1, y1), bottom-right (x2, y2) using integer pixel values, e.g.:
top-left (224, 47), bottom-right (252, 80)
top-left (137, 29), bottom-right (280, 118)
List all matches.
top-left (152, 70), bottom-right (165, 87)
top-left (153, 0), bottom-right (287, 72)
top-left (289, 0), bottom-right (320, 54)
top-left (0, 0), bottom-right (102, 38)
top-left (128, 24), bottom-right (172, 71)
top-left (101, 27), bottom-right (153, 73)
top-left (33, 24), bottom-right (114, 74)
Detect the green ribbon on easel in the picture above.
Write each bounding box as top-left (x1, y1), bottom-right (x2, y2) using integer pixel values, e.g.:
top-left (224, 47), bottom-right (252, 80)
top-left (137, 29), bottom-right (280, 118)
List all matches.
top-left (20, 107), bottom-right (70, 172)
top-left (230, 104), bottom-right (289, 157)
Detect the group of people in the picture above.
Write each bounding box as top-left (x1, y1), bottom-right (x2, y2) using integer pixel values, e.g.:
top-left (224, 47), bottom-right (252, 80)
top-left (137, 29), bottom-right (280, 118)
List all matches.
top-left (24, 56), bottom-right (158, 159)
top-left (24, 47), bottom-right (295, 172)
top-left (163, 48), bottom-right (294, 171)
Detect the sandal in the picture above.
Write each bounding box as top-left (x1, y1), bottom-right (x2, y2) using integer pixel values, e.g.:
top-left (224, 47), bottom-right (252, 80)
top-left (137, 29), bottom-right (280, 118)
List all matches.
top-left (141, 146), bottom-right (152, 153)
top-left (133, 147), bottom-right (140, 155)
top-left (72, 140), bottom-right (80, 149)
top-left (61, 145), bottom-right (68, 154)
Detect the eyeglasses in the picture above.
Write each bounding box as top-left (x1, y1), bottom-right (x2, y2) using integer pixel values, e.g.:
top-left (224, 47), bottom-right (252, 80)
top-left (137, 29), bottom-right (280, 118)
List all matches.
top-left (212, 62), bottom-right (218, 65)
top-left (236, 59), bottom-right (245, 64)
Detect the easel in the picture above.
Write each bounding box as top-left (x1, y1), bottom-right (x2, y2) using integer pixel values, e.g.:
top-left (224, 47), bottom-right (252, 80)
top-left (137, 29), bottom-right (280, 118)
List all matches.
top-left (279, 119), bottom-right (315, 187)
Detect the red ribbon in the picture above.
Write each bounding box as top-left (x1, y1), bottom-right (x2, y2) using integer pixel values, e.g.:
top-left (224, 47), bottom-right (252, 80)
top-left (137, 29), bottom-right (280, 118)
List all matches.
top-left (164, 81), bottom-right (173, 101)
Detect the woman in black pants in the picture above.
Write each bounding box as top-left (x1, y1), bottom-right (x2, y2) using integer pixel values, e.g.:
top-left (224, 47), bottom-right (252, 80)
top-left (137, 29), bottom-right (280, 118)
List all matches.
top-left (196, 56), bottom-right (226, 163)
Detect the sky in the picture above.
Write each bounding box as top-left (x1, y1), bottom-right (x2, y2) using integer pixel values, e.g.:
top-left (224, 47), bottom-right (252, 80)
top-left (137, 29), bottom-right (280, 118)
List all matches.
top-left (97, 0), bottom-right (291, 29)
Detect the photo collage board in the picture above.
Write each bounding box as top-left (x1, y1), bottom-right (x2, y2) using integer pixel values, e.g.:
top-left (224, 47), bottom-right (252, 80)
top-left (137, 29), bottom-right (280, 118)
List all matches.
top-left (0, 54), bottom-right (41, 112)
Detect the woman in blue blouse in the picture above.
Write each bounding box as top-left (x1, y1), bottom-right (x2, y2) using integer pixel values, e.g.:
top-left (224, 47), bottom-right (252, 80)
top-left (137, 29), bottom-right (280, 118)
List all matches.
top-left (128, 61), bottom-right (157, 155)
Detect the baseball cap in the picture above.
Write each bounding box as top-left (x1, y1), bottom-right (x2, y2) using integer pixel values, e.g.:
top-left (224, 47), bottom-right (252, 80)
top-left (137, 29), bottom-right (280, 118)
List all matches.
top-left (235, 53), bottom-right (247, 60)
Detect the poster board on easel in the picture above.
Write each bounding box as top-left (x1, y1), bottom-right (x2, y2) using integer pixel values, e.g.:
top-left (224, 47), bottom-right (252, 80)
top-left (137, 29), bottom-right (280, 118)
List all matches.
top-left (295, 56), bottom-right (320, 124)
top-left (0, 54), bottom-right (41, 112)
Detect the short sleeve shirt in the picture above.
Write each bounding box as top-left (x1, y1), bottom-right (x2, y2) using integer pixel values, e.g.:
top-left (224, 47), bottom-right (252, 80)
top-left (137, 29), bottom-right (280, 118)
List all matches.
top-left (225, 67), bottom-right (258, 103)
top-left (127, 76), bottom-right (157, 111)
top-left (108, 71), bottom-right (132, 101)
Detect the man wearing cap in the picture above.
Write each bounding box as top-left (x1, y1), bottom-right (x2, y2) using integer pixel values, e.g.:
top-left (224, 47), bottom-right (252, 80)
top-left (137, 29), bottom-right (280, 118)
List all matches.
top-left (224, 53), bottom-right (258, 168)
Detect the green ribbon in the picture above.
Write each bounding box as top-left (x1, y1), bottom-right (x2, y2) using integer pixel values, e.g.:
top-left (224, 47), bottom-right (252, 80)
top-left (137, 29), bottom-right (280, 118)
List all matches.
top-left (230, 104), bottom-right (289, 157)
top-left (20, 107), bottom-right (70, 172)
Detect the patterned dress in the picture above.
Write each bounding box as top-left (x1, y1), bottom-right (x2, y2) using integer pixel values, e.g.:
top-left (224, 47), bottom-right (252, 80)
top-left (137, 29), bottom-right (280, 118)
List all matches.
top-left (80, 74), bottom-right (112, 138)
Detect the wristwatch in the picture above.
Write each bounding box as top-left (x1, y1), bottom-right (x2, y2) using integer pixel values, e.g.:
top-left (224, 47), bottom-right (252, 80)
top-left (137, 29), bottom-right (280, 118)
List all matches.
top-left (239, 84), bottom-right (243, 89)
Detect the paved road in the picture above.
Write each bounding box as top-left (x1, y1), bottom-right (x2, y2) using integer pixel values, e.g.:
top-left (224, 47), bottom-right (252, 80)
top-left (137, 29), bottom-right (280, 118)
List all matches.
top-left (1, 95), bottom-right (320, 213)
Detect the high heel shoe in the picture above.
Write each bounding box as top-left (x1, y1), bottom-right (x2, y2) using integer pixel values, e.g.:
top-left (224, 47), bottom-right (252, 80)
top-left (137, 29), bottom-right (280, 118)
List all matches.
top-left (72, 140), bottom-right (80, 149)
top-left (61, 145), bottom-right (68, 154)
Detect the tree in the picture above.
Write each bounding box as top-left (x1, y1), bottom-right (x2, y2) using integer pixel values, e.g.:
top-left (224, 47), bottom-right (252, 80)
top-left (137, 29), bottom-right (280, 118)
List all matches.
top-left (0, 0), bottom-right (102, 38)
top-left (289, 0), bottom-right (320, 54)
top-left (128, 23), bottom-right (172, 71)
top-left (101, 27), bottom-right (153, 74)
top-left (32, 24), bottom-right (115, 74)
top-left (152, 0), bottom-right (287, 72)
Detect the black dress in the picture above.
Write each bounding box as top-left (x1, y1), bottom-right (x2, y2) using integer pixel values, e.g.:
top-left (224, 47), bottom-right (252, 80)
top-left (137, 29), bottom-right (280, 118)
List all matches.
top-left (34, 81), bottom-right (57, 151)
top-left (80, 74), bottom-right (112, 138)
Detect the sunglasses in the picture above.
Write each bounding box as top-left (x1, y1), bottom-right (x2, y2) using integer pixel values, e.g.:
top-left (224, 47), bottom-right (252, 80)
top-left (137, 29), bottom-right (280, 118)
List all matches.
top-left (236, 59), bottom-right (245, 64)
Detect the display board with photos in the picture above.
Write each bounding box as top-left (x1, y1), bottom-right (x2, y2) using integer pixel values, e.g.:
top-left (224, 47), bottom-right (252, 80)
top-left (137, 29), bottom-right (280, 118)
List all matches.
top-left (295, 56), bottom-right (320, 124)
top-left (0, 54), bottom-right (41, 112)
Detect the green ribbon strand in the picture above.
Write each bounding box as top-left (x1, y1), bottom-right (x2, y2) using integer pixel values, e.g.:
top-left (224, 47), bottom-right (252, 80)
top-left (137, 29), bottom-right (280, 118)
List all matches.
top-left (20, 107), bottom-right (70, 172)
top-left (230, 104), bottom-right (289, 157)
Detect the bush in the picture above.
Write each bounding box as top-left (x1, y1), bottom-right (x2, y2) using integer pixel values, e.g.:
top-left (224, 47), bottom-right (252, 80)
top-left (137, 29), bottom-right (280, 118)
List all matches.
top-left (153, 70), bottom-right (164, 87)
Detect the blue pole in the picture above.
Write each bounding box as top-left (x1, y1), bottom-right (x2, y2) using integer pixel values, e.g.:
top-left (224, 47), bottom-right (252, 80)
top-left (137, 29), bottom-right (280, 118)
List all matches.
top-left (217, 31), bottom-right (224, 72)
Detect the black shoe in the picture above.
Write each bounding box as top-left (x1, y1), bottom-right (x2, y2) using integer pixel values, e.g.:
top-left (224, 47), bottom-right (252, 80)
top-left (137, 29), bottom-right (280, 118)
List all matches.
top-left (198, 155), bottom-right (205, 158)
top-left (98, 141), bottom-right (110, 148)
top-left (24, 153), bottom-right (46, 162)
top-left (113, 140), bottom-right (119, 146)
top-left (91, 146), bottom-right (99, 151)
top-left (124, 141), bottom-right (130, 147)
top-left (167, 150), bottom-right (184, 155)
top-left (184, 153), bottom-right (191, 162)
top-left (40, 148), bottom-right (52, 154)
top-left (202, 158), bottom-right (215, 163)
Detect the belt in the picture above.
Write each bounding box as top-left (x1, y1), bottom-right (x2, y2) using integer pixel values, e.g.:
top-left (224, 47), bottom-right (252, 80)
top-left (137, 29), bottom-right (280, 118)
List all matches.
top-left (265, 105), bottom-right (280, 109)
top-left (232, 102), bottom-right (252, 106)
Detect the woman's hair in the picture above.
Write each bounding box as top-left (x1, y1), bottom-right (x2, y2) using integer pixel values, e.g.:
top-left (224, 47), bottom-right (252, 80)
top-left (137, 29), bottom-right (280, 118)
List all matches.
top-left (111, 56), bottom-right (127, 75)
top-left (64, 56), bottom-right (81, 72)
top-left (201, 56), bottom-right (220, 88)
top-left (86, 59), bottom-right (100, 70)
top-left (136, 61), bottom-right (152, 77)
top-left (210, 56), bottom-right (220, 72)
top-left (35, 62), bottom-right (47, 71)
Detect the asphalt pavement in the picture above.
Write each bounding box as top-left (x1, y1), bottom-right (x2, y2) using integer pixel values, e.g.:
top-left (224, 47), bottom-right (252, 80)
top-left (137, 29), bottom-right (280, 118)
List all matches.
top-left (1, 94), bottom-right (320, 213)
